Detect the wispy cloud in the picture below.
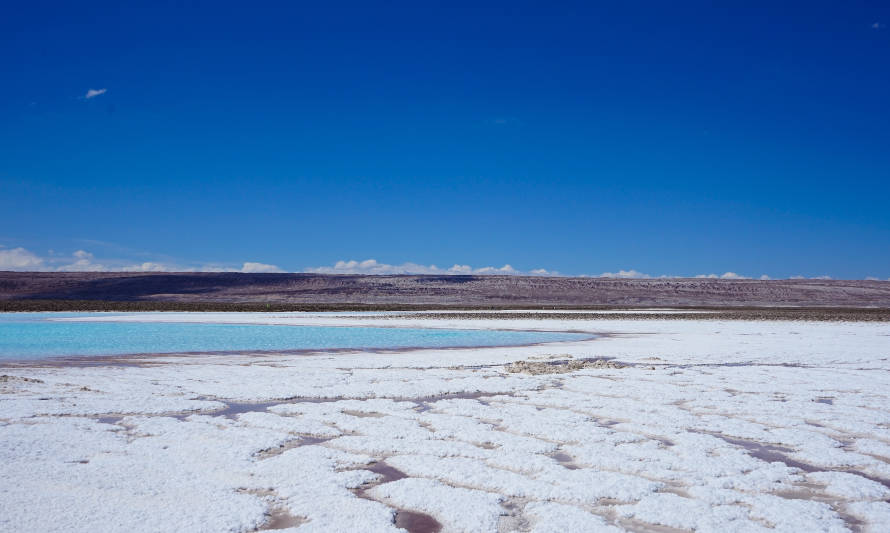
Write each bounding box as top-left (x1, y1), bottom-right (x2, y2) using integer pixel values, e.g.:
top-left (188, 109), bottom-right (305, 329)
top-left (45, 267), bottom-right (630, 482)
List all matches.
top-left (304, 259), bottom-right (538, 276)
top-left (84, 88), bottom-right (107, 99)
top-left (873, 22), bottom-right (886, 30)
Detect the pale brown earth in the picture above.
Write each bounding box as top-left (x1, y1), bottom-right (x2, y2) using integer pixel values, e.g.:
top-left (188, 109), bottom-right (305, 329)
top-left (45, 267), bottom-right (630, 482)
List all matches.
top-left (504, 358), bottom-right (627, 374)
top-left (1, 272), bottom-right (889, 307)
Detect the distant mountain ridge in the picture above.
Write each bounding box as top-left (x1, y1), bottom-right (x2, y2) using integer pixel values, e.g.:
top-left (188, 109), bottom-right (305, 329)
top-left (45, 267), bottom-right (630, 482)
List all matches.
top-left (1, 272), bottom-right (888, 307)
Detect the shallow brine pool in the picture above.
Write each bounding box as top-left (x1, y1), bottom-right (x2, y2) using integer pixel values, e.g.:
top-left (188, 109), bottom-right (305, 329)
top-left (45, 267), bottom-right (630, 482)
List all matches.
top-left (0, 313), bottom-right (591, 360)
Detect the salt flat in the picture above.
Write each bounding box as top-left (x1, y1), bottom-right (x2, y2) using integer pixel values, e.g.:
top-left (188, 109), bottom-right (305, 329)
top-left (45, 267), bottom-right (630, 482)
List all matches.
top-left (2, 313), bottom-right (889, 532)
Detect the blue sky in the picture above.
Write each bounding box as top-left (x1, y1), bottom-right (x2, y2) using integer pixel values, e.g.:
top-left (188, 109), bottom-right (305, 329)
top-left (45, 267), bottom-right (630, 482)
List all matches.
top-left (1, 1), bottom-right (888, 279)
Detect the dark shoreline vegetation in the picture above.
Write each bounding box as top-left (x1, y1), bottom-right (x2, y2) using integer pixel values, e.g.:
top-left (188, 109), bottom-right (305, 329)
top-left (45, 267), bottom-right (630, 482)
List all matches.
top-left (2, 300), bottom-right (889, 321)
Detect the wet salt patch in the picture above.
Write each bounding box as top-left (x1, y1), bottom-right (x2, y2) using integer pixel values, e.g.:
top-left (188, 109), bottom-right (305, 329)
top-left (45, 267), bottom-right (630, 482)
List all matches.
top-left (699, 431), bottom-right (819, 472)
top-left (347, 461), bottom-right (443, 533)
top-left (847, 501), bottom-right (890, 532)
top-left (257, 506), bottom-right (306, 530)
top-left (550, 451), bottom-right (580, 470)
top-left (396, 510), bottom-right (442, 533)
top-left (367, 477), bottom-right (502, 533)
top-left (255, 436), bottom-right (333, 460)
top-left (613, 518), bottom-right (688, 533)
top-left (808, 471), bottom-right (890, 501)
top-left (212, 400), bottom-right (282, 418)
top-left (353, 460), bottom-right (410, 487)
top-left (342, 409), bottom-right (385, 418)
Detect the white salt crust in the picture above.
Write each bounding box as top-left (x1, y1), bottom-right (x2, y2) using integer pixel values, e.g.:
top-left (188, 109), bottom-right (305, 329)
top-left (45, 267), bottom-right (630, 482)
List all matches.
top-left (2, 313), bottom-right (890, 532)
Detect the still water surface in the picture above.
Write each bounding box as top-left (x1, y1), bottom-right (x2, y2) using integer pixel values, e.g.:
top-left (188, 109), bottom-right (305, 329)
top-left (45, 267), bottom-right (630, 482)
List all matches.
top-left (0, 313), bottom-right (590, 360)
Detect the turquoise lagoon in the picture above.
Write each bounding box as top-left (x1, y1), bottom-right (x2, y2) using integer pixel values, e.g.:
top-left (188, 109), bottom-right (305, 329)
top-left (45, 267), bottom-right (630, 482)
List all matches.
top-left (0, 313), bottom-right (591, 360)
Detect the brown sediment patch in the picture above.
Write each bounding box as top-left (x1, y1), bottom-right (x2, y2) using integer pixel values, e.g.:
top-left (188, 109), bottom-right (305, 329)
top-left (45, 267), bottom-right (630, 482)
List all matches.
top-left (342, 409), bottom-right (385, 418)
top-left (838, 470), bottom-right (890, 492)
top-left (774, 482), bottom-right (865, 532)
top-left (658, 484), bottom-right (692, 498)
top-left (613, 518), bottom-right (689, 533)
top-left (257, 507), bottom-right (306, 530)
top-left (0, 355), bottom-right (167, 368)
top-left (237, 488), bottom-right (307, 531)
top-left (364, 461), bottom-right (408, 484)
top-left (411, 390), bottom-right (519, 412)
top-left (255, 436), bottom-right (332, 460)
top-left (860, 451), bottom-right (890, 465)
top-left (206, 396), bottom-right (347, 418)
top-left (350, 461), bottom-right (409, 500)
top-left (697, 432), bottom-right (890, 493)
top-left (213, 400), bottom-right (289, 418)
top-left (653, 436), bottom-right (675, 447)
top-left (395, 510), bottom-right (442, 533)
top-left (0, 374), bottom-right (45, 383)
top-left (551, 451), bottom-right (581, 470)
top-left (696, 431), bottom-right (817, 472)
top-left (498, 497), bottom-right (531, 532)
top-left (349, 461), bottom-right (443, 533)
top-left (505, 358), bottom-right (626, 375)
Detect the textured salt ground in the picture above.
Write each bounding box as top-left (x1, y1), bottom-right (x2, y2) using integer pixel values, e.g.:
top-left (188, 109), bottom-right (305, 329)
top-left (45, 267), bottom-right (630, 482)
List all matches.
top-left (2, 314), bottom-right (890, 532)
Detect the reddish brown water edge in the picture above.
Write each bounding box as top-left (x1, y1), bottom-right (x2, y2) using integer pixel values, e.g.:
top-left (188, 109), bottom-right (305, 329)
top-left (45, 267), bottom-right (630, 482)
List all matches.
top-left (396, 510), bottom-right (442, 533)
top-left (352, 461), bottom-right (443, 533)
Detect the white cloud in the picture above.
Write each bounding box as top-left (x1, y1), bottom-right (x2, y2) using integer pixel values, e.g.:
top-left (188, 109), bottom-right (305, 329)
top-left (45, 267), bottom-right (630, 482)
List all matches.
top-left (598, 269), bottom-right (650, 279)
top-left (84, 88), bottom-right (107, 99)
top-left (695, 272), bottom-right (750, 280)
top-left (873, 22), bottom-right (886, 30)
top-left (474, 264), bottom-right (518, 275)
top-left (0, 247), bottom-right (44, 270)
top-left (447, 264), bottom-right (473, 274)
top-left (240, 262), bottom-right (284, 273)
top-left (305, 259), bottom-right (544, 276)
top-left (1, 247), bottom-right (877, 280)
top-left (0, 246), bottom-right (283, 274)
top-left (56, 250), bottom-right (107, 272)
top-left (120, 262), bottom-right (170, 272)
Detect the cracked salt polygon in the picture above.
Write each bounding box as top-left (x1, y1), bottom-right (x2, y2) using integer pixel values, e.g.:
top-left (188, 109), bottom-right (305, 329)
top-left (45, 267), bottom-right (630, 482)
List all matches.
top-left (523, 501), bottom-right (622, 533)
top-left (366, 477), bottom-right (502, 533)
top-left (4, 315), bottom-right (890, 532)
top-left (806, 471), bottom-right (890, 500)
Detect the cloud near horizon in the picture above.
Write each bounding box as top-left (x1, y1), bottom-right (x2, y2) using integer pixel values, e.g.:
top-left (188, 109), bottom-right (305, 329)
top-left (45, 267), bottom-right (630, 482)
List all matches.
top-left (304, 259), bottom-right (535, 276)
top-left (0, 247), bottom-right (283, 274)
top-left (1, 248), bottom-right (886, 280)
top-left (694, 272), bottom-right (749, 280)
top-left (0, 247), bottom-right (45, 270)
